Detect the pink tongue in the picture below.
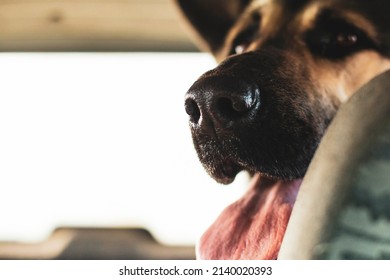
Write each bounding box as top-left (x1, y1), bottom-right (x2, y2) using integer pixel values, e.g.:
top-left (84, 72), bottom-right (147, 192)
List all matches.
top-left (197, 173), bottom-right (302, 260)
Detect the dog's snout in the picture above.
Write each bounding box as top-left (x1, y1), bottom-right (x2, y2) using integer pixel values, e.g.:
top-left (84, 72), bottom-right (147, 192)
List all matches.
top-left (184, 75), bottom-right (260, 132)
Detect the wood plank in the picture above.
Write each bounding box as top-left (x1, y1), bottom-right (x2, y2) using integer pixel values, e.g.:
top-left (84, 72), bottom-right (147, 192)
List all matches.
top-left (0, 0), bottom-right (197, 51)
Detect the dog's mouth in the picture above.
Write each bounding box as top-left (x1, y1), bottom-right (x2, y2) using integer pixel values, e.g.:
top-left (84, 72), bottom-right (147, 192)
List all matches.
top-left (196, 170), bottom-right (302, 260)
top-left (192, 130), bottom-right (310, 259)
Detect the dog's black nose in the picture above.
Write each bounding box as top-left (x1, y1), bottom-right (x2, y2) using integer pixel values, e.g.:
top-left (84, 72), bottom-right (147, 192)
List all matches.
top-left (184, 75), bottom-right (260, 132)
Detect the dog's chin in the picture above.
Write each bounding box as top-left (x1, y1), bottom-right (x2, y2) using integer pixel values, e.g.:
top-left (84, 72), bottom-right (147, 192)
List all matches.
top-left (207, 160), bottom-right (243, 185)
top-left (206, 155), bottom-right (306, 184)
top-left (197, 162), bottom-right (304, 260)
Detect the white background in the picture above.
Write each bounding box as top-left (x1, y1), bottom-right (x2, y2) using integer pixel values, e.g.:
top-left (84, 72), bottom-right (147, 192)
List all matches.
top-left (0, 260), bottom-right (385, 279)
top-left (0, 53), bottom-right (248, 245)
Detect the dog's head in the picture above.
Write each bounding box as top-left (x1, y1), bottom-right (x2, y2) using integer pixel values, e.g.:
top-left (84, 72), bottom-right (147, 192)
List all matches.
top-left (176, 0), bottom-right (390, 259)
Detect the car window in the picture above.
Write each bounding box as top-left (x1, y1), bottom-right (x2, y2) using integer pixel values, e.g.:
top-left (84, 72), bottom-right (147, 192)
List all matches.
top-left (0, 52), bottom-right (248, 246)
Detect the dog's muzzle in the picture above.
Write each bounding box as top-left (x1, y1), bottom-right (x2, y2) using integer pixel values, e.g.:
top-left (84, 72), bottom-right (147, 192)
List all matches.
top-left (183, 51), bottom-right (333, 183)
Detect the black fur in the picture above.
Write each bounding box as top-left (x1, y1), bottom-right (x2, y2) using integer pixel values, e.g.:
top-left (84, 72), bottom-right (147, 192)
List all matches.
top-left (179, 0), bottom-right (390, 184)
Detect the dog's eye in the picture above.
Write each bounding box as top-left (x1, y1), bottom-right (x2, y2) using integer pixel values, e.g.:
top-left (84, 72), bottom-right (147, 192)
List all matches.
top-left (234, 44), bottom-right (247, 55)
top-left (306, 22), bottom-right (376, 59)
top-left (319, 30), bottom-right (359, 52)
top-left (334, 33), bottom-right (358, 47)
top-left (229, 23), bottom-right (259, 56)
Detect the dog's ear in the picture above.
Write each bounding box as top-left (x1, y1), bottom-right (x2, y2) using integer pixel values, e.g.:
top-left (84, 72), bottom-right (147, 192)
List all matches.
top-left (174, 0), bottom-right (251, 55)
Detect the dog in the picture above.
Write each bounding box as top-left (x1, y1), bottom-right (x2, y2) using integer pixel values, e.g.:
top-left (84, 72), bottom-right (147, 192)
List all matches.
top-left (175, 0), bottom-right (390, 259)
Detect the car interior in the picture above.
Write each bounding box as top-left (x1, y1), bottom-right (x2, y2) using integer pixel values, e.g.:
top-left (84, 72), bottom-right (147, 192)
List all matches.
top-left (0, 0), bottom-right (389, 260)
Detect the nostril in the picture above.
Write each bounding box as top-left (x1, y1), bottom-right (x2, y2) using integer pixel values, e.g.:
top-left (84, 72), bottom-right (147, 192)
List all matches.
top-left (216, 90), bottom-right (258, 120)
top-left (217, 98), bottom-right (241, 119)
top-left (185, 98), bottom-right (201, 124)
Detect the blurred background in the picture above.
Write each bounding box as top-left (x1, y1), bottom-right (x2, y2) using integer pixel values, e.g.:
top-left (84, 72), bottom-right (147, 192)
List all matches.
top-left (0, 0), bottom-right (248, 259)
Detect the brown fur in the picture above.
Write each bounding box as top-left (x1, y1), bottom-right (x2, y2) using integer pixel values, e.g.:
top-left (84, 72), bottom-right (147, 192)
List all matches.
top-left (178, 0), bottom-right (390, 183)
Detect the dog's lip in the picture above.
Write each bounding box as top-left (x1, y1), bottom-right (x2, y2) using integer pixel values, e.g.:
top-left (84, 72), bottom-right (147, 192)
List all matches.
top-left (212, 159), bottom-right (242, 184)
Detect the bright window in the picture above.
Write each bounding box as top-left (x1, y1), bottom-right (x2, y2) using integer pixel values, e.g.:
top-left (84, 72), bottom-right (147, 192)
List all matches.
top-left (0, 53), bottom-right (248, 245)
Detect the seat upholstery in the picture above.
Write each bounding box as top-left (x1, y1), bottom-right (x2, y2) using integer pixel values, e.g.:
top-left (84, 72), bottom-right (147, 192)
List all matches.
top-left (279, 70), bottom-right (390, 259)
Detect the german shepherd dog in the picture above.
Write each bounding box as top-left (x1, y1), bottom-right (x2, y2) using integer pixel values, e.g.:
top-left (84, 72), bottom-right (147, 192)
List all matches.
top-left (175, 0), bottom-right (390, 259)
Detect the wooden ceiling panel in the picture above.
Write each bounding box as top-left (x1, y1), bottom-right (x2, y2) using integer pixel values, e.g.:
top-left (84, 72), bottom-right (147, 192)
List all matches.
top-left (0, 0), bottom-right (197, 51)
